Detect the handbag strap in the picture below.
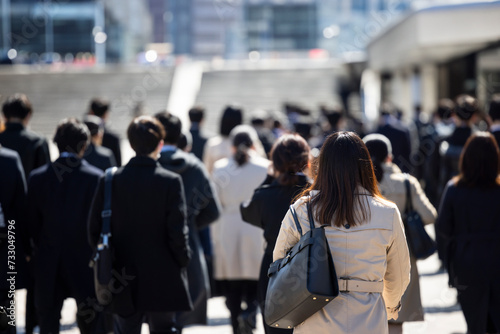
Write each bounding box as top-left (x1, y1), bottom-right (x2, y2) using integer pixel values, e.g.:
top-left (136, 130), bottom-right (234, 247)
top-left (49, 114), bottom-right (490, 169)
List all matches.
top-left (404, 173), bottom-right (414, 214)
top-left (306, 196), bottom-right (316, 230)
top-left (101, 167), bottom-right (117, 238)
top-left (289, 205), bottom-right (303, 236)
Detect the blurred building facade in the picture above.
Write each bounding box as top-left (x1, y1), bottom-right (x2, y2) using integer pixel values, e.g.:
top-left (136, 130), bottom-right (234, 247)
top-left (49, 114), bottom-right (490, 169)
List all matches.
top-left (364, 1), bottom-right (500, 119)
top-left (1, 0), bottom-right (152, 63)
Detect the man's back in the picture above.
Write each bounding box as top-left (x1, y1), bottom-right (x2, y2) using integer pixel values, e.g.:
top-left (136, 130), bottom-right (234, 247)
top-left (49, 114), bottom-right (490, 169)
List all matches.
top-left (0, 123), bottom-right (50, 176)
top-left (102, 129), bottom-right (121, 167)
top-left (88, 156), bottom-right (192, 314)
top-left (83, 143), bottom-right (116, 171)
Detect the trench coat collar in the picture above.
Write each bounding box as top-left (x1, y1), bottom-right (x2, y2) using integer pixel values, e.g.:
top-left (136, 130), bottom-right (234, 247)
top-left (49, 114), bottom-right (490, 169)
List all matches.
top-left (309, 185), bottom-right (371, 198)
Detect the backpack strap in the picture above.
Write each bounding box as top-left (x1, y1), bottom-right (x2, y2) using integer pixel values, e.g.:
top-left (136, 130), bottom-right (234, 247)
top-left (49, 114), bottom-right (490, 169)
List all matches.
top-left (306, 196), bottom-right (316, 230)
top-left (100, 167), bottom-right (117, 247)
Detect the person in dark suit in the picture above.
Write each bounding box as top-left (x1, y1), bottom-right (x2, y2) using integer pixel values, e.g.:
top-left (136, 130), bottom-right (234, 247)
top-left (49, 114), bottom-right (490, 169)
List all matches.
top-left (88, 116), bottom-right (192, 334)
top-left (0, 94), bottom-right (51, 178)
top-left (188, 106), bottom-right (208, 161)
top-left (240, 134), bottom-right (310, 334)
top-left (488, 93), bottom-right (500, 145)
top-left (82, 115), bottom-right (117, 171)
top-left (0, 94), bottom-right (50, 334)
top-left (436, 132), bottom-right (500, 334)
top-left (376, 104), bottom-right (412, 174)
top-left (88, 98), bottom-right (122, 166)
top-left (0, 147), bottom-right (27, 334)
top-left (155, 112), bottom-right (220, 330)
top-left (27, 118), bottom-right (103, 334)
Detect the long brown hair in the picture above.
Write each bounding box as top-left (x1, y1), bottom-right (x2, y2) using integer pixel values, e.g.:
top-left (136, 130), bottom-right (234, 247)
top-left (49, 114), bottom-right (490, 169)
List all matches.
top-left (298, 131), bottom-right (381, 227)
top-left (455, 132), bottom-right (500, 188)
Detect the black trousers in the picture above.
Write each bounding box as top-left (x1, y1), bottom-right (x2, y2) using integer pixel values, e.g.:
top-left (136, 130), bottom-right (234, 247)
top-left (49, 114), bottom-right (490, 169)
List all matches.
top-left (113, 312), bottom-right (177, 334)
top-left (221, 280), bottom-right (259, 334)
top-left (36, 270), bottom-right (100, 334)
top-left (457, 282), bottom-right (500, 334)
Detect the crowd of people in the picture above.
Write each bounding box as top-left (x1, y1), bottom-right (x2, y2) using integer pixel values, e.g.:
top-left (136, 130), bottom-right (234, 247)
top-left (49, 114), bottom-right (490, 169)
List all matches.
top-left (0, 91), bottom-right (499, 334)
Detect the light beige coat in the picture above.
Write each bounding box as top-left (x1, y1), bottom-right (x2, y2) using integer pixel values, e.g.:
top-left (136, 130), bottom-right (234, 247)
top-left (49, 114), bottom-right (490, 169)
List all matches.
top-left (378, 163), bottom-right (437, 323)
top-left (211, 155), bottom-right (270, 280)
top-left (273, 190), bottom-right (411, 334)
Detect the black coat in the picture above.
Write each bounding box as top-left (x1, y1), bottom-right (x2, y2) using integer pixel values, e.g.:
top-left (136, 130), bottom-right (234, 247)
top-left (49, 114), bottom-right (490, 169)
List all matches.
top-left (0, 122), bottom-right (51, 177)
top-left (83, 143), bottom-right (117, 171)
top-left (377, 123), bottom-right (412, 173)
top-left (102, 129), bottom-right (121, 167)
top-left (158, 148), bottom-right (220, 326)
top-left (436, 181), bottom-right (500, 332)
top-left (88, 156), bottom-right (192, 314)
top-left (240, 175), bottom-right (309, 334)
top-left (189, 127), bottom-right (207, 161)
top-left (0, 147), bottom-right (28, 290)
top-left (27, 157), bottom-right (102, 309)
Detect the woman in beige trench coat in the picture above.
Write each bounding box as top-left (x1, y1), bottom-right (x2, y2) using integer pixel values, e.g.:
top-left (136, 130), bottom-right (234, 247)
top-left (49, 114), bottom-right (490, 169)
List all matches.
top-left (273, 132), bottom-right (411, 334)
top-left (364, 134), bottom-right (437, 333)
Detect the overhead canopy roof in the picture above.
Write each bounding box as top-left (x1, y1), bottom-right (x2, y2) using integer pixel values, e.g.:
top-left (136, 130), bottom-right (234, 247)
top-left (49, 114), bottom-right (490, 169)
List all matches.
top-left (367, 1), bottom-right (500, 71)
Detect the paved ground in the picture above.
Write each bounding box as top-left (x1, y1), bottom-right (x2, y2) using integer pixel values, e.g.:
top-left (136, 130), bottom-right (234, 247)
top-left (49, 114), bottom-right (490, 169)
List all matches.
top-left (13, 252), bottom-right (466, 334)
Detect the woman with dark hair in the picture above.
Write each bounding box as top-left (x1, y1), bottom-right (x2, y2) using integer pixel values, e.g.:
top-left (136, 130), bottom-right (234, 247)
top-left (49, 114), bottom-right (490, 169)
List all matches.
top-left (436, 132), bottom-right (500, 334)
top-left (203, 105), bottom-right (243, 174)
top-left (240, 134), bottom-right (311, 334)
top-left (273, 131), bottom-right (410, 333)
top-left (364, 133), bottom-right (437, 334)
top-left (211, 125), bottom-right (270, 334)
top-left (204, 105), bottom-right (266, 174)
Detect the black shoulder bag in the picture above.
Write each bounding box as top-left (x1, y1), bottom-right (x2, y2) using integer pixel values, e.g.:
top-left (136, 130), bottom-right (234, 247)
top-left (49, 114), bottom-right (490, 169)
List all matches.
top-left (403, 174), bottom-right (436, 260)
top-left (264, 199), bottom-right (339, 329)
top-left (90, 167), bottom-right (117, 305)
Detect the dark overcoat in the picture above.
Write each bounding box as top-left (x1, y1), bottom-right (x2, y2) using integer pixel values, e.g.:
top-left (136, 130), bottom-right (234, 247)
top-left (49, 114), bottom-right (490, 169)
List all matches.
top-left (376, 123), bottom-right (412, 173)
top-left (240, 175), bottom-right (309, 334)
top-left (436, 181), bottom-right (500, 333)
top-left (158, 148), bottom-right (220, 326)
top-left (83, 143), bottom-right (116, 171)
top-left (27, 157), bottom-right (102, 309)
top-left (88, 156), bottom-right (192, 315)
top-left (102, 129), bottom-right (121, 167)
top-left (0, 122), bottom-right (50, 177)
top-left (0, 147), bottom-right (28, 290)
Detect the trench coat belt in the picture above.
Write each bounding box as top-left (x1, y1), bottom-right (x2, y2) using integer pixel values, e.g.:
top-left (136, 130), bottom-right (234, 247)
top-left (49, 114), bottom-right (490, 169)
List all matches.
top-left (338, 279), bottom-right (384, 293)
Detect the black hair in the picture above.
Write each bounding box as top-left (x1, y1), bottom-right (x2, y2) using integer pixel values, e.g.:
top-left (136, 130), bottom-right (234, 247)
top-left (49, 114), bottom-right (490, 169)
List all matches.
top-left (364, 139), bottom-right (389, 182)
top-left (188, 106), bottom-right (205, 123)
top-left (233, 131), bottom-right (253, 166)
top-left (454, 95), bottom-right (478, 121)
top-left (220, 105), bottom-right (243, 136)
top-left (2, 94), bottom-right (32, 120)
top-left (154, 111), bottom-right (182, 144)
top-left (89, 98), bottom-right (110, 118)
top-left (53, 118), bottom-right (90, 154)
top-left (127, 116), bottom-right (165, 156)
top-left (83, 115), bottom-right (103, 137)
top-left (436, 98), bottom-right (455, 120)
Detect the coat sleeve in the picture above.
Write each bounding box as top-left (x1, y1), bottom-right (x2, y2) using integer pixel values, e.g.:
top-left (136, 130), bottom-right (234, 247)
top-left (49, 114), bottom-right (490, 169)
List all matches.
top-left (409, 175), bottom-right (437, 225)
top-left (88, 176), bottom-right (105, 249)
top-left (165, 175), bottom-right (191, 268)
top-left (273, 208), bottom-right (301, 262)
top-left (35, 138), bottom-right (51, 168)
top-left (435, 183), bottom-right (455, 266)
top-left (240, 189), bottom-right (263, 228)
top-left (193, 164), bottom-right (221, 229)
top-left (383, 208), bottom-right (411, 320)
top-left (26, 174), bottom-right (42, 246)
